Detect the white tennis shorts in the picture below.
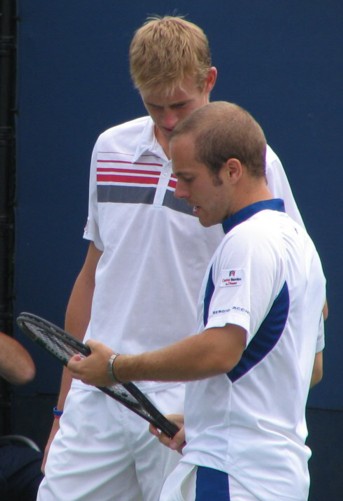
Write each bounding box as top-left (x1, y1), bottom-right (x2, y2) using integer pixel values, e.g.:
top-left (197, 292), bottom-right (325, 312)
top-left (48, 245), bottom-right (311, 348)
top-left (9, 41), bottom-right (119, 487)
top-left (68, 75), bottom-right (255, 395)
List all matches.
top-left (37, 383), bottom-right (183, 501)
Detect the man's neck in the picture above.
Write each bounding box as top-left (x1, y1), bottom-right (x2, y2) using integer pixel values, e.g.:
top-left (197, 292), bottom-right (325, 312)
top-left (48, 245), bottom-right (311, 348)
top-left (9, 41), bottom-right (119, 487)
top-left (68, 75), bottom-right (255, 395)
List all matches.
top-left (233, 180), bottom-right (273, 214)
top-left (154, 126), bottom-right (170, 159)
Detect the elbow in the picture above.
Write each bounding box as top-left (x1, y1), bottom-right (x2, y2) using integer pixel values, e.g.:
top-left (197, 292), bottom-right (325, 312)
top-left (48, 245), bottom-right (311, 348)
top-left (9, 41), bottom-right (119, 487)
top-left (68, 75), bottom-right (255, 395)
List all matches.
top-left (23, 363), bottom-right (36, 384)
top-left (13, 361), bottom-right (36, 385)
top-left (215, 351), bottom-right (243, 375)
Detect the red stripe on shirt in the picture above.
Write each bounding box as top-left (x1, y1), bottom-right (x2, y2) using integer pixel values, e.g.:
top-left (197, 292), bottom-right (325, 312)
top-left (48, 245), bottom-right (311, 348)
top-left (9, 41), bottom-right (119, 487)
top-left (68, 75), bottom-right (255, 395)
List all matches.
top-left (98, 159), bottom-right (163, 168)
top-left (98, 167), bottom-right (158, 176)
top-left (97, 174), bottom-right (159, 185)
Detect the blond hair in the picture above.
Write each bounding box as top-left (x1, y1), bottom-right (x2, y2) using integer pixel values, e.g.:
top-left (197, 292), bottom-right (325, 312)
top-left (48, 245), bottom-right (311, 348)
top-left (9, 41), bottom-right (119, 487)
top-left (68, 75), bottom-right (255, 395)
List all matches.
top-left (129, 15), bottom-right (212, 95)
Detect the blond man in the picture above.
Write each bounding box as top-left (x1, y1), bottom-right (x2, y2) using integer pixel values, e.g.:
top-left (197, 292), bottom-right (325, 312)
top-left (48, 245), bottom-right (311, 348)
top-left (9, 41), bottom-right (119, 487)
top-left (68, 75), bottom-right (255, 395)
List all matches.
top-left (39, 17), bottom-right (305, 501)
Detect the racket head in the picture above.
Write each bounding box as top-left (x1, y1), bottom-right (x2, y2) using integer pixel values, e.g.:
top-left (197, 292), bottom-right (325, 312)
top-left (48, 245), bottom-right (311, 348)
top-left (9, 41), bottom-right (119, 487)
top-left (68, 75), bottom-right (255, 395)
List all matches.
top-left (16, 312), bottom-right (179, 438)
top-left (16, 312), bottom-right (90, 365)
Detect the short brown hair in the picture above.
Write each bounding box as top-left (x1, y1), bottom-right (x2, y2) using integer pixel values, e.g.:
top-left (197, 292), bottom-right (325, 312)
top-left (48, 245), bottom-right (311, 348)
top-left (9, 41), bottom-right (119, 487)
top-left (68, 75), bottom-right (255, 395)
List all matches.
top-left (171, 101), bottom-right (267, 178)
top-left (129, 15), bottom-right (212, 95)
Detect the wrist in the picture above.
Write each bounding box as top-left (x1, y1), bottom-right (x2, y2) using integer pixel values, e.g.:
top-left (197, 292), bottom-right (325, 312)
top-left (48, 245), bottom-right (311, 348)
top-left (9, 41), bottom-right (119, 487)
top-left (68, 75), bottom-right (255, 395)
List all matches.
top-left (108, 353), bottom-right (121, 383)
top-left (53, 406), bottom-right (63, 419)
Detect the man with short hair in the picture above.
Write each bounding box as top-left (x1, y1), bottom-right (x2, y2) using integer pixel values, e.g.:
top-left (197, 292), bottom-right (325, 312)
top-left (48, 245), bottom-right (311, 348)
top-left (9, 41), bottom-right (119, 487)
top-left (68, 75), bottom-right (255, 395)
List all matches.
top-left (68, 102), bottom-right (326, 500)
top-left (39, 17), bottom-right (309, 501)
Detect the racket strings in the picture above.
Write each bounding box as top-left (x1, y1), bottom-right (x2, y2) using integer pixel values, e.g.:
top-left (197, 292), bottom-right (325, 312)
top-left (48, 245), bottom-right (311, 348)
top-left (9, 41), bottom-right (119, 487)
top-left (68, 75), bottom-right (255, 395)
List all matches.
top-left (23, 319), bottom-right (141, 407)
top-left (23, 321), bottom-right (83, 363)
top-left (17, 313), bottom-right (179, 437)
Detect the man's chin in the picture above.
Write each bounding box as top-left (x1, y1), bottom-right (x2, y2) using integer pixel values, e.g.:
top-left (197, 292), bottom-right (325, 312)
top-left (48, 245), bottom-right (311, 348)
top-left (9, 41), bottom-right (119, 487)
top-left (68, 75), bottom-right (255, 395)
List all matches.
top-left (198, 216), bottom-right (212, 228)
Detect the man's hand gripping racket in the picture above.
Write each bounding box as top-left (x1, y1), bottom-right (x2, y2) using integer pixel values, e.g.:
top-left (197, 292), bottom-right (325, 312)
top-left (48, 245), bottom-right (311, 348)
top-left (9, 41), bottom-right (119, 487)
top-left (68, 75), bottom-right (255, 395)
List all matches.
top-left (16, 312), bottom-right (179, 438)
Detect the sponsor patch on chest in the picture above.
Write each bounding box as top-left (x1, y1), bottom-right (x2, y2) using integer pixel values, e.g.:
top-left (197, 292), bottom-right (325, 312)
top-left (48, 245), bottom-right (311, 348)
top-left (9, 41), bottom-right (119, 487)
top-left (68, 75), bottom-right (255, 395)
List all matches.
top-left (220, 269), bottom-right (244, 287)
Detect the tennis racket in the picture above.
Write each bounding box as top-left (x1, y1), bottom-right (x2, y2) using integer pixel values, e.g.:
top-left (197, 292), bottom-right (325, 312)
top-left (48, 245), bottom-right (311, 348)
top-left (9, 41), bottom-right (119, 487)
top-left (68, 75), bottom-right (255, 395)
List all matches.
top-left (16, 312), bottom-right (179, 438)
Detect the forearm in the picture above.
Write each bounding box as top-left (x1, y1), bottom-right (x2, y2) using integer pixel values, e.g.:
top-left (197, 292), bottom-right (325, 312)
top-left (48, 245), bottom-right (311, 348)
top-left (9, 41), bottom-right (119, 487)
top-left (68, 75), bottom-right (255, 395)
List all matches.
top-left (115, 331), bottom-right (231, 382)
top-left (68, 325), bottom-right (246, 387)
top-left (55, 291), bottom-right (92, 408)
top-left (0, 332), bottom-right (36, 385)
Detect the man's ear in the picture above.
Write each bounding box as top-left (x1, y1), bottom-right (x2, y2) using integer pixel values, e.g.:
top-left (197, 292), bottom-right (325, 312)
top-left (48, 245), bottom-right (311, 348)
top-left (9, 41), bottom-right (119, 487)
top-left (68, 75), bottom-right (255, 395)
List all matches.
top-left (204, 67), bottom-right (217, 93)
top-left (223, 158), bottom-right (242, 184)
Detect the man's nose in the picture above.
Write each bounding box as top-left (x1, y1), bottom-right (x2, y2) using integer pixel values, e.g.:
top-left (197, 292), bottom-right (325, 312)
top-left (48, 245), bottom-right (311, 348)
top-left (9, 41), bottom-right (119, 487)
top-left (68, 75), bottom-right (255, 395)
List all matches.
top-left (161, 110), bottom-right (178, 129)
top-left (174, 180), bottom-right (189, 199)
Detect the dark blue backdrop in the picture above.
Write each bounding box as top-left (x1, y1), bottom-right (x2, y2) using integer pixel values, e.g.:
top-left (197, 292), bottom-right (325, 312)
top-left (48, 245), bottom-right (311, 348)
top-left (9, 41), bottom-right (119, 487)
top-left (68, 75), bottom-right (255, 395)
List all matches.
top-left (12, 1), bottom-right (343, 499)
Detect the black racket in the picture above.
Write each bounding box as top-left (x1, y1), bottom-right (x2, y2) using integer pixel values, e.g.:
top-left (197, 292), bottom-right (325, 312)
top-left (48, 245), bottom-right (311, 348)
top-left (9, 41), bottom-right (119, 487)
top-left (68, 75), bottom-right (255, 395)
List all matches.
top-left (16, 312), bottom-right (179, 438)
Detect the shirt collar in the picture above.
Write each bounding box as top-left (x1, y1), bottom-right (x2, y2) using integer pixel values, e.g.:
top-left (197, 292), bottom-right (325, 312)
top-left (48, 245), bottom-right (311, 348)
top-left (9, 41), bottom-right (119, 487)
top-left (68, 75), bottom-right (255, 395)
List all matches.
top-left (222, 199), bottom-right (285, 234)
top-left (132, 116), bottom-right (168, 163)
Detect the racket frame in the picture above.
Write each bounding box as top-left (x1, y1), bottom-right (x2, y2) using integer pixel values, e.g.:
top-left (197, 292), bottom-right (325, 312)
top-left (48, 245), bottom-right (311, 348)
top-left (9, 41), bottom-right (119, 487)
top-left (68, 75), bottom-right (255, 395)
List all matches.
top-left (16, 312), bottom-right (179, 438)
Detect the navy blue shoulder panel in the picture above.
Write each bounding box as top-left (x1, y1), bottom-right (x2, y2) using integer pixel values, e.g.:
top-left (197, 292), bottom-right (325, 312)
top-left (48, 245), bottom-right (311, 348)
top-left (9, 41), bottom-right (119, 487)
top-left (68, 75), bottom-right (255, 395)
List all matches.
top-left (228, 282), bottom-right (289, 383)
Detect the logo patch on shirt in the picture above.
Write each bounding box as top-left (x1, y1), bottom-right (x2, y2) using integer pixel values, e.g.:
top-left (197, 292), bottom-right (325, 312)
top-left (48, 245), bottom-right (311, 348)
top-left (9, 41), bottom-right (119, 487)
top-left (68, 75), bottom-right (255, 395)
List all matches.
top-left (220, 269), bottom-right (244, 287)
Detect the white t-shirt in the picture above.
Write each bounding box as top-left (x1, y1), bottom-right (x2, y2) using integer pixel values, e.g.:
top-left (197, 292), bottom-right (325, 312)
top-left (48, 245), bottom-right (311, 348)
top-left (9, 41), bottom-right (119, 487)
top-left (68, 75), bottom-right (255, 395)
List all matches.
top-left (181, 199), bottom-right (326, 500)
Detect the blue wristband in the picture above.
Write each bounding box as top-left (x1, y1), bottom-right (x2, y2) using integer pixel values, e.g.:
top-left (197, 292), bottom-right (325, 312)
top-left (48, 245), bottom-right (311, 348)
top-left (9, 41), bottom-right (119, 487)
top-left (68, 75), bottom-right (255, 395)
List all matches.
top-left (53, 406), bottom-right (63, 418)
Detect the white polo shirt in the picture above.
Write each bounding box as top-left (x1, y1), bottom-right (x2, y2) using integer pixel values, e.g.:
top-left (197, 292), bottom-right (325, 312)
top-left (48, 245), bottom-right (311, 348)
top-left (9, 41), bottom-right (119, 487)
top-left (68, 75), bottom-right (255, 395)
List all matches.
top-left (82, 116), bottom-right (305, 394)
top-left (181, 199), bottom-right (326, 499)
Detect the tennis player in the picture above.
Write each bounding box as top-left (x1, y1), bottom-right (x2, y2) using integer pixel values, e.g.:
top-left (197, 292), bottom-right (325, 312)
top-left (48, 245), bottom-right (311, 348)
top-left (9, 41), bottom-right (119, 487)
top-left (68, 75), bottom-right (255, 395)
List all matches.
top-left (40, 16), bottom-right (314, 501)
top-left (68, 102), bottom-right (326, 500)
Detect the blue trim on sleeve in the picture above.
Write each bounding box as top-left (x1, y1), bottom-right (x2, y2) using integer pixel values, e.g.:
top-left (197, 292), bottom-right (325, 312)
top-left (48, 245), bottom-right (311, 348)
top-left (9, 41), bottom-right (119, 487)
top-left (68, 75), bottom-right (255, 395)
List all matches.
top-left (228, 282), bottom-right (289, 382)
top-left (203, 266), bottom-right (214, 326)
